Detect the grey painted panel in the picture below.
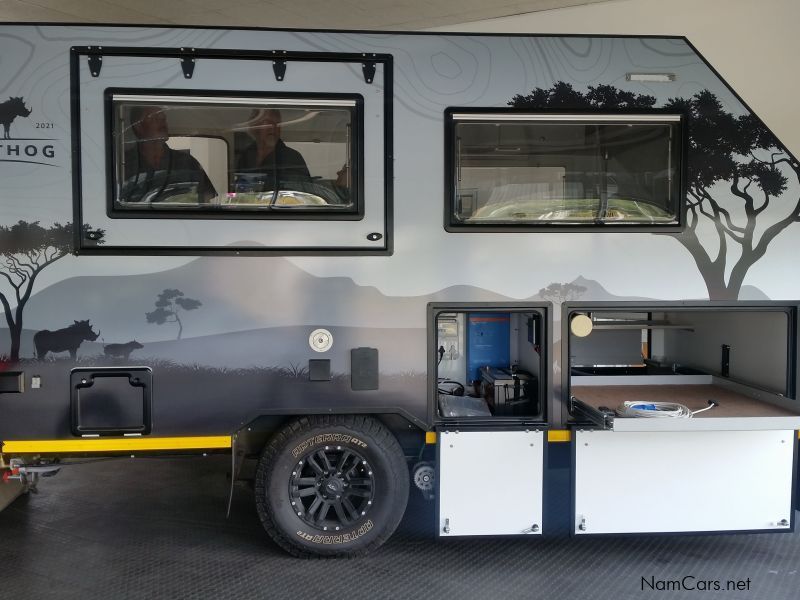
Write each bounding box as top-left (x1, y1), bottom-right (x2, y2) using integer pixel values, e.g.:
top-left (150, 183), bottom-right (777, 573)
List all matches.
top-left (660, 310), bottom-right (789, 394)
top-left (78, 56), bottom-right (386, 249)
top-left (516, 313), bottom-right (541, 378)
top-left (571, 329), bottom-right (643, 367)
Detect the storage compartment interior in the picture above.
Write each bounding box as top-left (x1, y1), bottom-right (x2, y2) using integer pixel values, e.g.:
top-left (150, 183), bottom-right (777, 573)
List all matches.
top-left (435, 309), bottom-right (544, 420)
top-left (0, 372), bottom-right (24, 393)
top-left (566, 307), bottom-right (800, 428)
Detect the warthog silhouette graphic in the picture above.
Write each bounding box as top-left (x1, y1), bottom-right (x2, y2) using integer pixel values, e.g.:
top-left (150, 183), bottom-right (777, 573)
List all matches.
top-left (34, 319), bottom-right (100, 360)
top-left (0, 96), bottom-right (32, 140)
top-left (103, 340), bottom-right (144, 360)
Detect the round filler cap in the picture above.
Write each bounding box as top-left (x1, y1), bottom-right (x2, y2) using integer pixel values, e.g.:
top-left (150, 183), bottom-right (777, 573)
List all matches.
top-left (570, 314), bottom-right (593, 337)
top-left (309, 328), bottom-right (333, 352)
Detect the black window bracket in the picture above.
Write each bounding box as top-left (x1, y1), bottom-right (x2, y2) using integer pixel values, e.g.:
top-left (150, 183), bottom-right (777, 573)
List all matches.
top-left (272, 50), bottom-right (288, 81)
top-left (180, 47), bottom-right (196, 79)
top-left (362, 57), bottom-right (376, 84)
top-left (87, 48), bottom-right (103, 77)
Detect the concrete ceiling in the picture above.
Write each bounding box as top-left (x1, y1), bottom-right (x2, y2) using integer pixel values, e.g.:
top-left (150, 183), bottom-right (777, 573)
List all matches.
top-left (0, 0), bottom-right (617, 30)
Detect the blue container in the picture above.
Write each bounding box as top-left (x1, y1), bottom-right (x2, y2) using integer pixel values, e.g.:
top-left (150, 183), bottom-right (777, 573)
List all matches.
top-left (466, 312), bottom-right (510, 382)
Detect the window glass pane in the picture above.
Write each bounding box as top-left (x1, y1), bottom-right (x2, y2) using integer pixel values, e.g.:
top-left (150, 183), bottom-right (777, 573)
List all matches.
top-left (112, 96), bottom-right (358, 214)
top-left (451, 115), bottom-right (681, 226)
top-left (165, 136), bottom-right (229, 203)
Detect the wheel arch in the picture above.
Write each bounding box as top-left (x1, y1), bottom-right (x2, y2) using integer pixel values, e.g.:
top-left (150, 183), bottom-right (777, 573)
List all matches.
top-left (235, 410), bottom-right (427, 458)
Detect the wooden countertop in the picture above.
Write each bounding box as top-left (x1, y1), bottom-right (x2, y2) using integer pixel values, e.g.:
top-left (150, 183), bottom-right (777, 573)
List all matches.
top-left (571, 384), bottom-right (797, 418)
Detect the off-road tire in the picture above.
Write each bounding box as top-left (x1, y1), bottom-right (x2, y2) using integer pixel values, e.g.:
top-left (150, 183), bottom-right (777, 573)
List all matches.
top-left (254, 415), bottom-right (409, 557)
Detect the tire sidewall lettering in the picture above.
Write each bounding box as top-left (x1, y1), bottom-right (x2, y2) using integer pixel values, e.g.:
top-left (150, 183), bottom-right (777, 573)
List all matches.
top-left (291, 433), bottom-right (368, 459)
top-left (295, 519), bottom-right (374, 544)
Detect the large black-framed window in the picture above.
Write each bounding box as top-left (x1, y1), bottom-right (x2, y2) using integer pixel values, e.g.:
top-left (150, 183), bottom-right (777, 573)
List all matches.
top-left (445, 109), bottom-right (685, 231)
top-left (107, 90), bottom-right (364, 220)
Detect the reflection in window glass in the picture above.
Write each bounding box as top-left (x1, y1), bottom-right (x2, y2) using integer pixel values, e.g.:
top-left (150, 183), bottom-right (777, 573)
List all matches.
top-left (111, 95), bottom-right (359, 214)
top-left (450, 114), bottom-right (682, 227)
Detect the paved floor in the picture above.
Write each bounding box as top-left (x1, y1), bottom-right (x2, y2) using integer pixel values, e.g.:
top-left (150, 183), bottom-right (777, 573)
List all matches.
top-left (0, 456), bottom-right (797, 600)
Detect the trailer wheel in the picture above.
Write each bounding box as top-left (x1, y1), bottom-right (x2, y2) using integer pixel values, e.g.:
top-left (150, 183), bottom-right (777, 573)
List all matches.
top-left (254, 415), bottom-right (409, 557)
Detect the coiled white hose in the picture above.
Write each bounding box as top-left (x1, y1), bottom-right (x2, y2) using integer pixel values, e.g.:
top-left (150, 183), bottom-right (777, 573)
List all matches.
top-left (615, 401), bottom-right (717, 418)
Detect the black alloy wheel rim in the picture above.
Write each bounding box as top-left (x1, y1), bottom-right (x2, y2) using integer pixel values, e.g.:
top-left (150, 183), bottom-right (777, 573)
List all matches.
top-left (289, 445), bottom-right (376, 531)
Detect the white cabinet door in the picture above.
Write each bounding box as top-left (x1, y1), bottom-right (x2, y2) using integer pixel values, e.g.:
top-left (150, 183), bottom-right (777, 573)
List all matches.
top-left (574, 429), bottom-right (795, 534)
top-left (438, 430), bottom-right (544, 536)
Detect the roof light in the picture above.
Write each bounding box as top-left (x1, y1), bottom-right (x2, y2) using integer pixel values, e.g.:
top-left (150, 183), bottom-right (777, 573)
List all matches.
top-left (626, 73), bottom-right (676, 83)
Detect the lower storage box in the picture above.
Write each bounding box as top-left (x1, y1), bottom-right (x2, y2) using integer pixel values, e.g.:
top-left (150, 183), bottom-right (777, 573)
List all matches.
top-left (573, 429), bottom-right (796, 534)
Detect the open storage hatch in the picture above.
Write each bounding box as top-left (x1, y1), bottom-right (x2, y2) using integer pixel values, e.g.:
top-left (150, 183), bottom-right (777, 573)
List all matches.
top-left (564, 302), bottom-right (799, 535)
top-left (429, 303), bottom-right (550, 536)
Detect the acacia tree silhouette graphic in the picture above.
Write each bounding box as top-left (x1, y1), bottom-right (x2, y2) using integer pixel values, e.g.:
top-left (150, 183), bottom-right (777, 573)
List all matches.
top-left (537, 282), bottom-right (587, 304)
top-left (511, 83), bottom-right (800, 300)
top-left (146, 289), bottom-right (202, 340)
top-left (0, 221), bottom-right (82, 360)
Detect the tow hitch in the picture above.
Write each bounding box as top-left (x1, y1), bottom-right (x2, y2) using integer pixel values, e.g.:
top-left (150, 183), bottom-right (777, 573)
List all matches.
top-left (1, 459), bottom-right (61, 493)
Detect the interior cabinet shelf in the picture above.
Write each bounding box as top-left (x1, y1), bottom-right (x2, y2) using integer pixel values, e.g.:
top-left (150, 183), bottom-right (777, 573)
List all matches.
top-left (591, 320), bottom-right (694, 331)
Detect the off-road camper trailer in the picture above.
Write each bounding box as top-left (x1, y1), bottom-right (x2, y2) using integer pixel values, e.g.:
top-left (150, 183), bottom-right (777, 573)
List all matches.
top-left (0, 24), bottom-right (799, 556)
